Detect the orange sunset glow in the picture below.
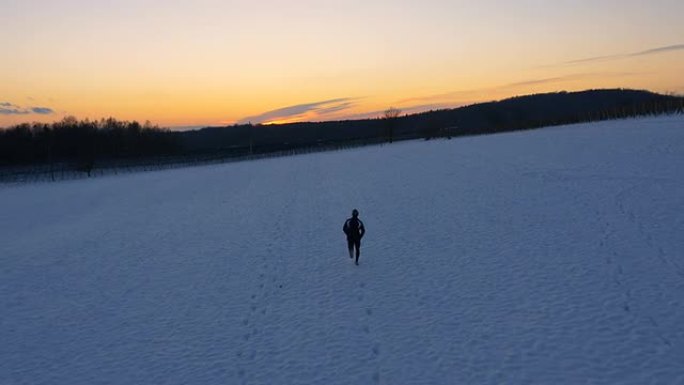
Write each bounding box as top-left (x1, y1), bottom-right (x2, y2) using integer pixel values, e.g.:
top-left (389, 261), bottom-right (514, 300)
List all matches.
top-left (2, 0), bottom-right (683, 129)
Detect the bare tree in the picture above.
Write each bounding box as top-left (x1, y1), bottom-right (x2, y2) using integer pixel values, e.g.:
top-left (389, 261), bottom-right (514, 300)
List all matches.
top-left (383, 107), bottom-right (401, 143)
top-left (384, 107), bottom-right (401, 119)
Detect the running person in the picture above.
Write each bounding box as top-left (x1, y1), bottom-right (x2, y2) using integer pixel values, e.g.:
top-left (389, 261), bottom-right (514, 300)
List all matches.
top-left (343, 209), bottom-right (365, 265)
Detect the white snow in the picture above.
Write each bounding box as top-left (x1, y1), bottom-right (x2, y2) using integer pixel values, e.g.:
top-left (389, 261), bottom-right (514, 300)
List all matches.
top-left (1, 116), bottom-right (684, 384)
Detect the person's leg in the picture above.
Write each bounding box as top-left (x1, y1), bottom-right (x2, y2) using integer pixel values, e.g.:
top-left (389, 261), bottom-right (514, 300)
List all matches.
top-left (354, 239), bottom-right (361, 265)
top-left (347, 239), bottom-right (354, 259)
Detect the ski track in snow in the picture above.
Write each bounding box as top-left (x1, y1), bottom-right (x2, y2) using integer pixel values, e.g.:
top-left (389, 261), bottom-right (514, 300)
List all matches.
top-left (1, 116), bottom-right (684, 384)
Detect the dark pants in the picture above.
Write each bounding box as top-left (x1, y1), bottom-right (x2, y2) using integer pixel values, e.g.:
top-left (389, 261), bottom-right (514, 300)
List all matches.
top-left (347, 238), bottom-right (361, 263)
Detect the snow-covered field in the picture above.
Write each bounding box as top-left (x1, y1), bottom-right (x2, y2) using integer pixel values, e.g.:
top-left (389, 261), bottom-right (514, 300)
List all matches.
top-left (2, 116), bottom-right (683, 385)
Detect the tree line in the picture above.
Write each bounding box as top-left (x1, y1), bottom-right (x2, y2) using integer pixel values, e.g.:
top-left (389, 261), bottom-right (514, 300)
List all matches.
top-left (1, 89), bottom-right (683, 179)
top-left (0, 116), bottom-right (180, 174)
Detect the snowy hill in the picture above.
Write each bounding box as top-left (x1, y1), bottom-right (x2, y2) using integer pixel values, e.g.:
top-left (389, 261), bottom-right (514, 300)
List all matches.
top-left (1, 116), bottom-right (683, 385)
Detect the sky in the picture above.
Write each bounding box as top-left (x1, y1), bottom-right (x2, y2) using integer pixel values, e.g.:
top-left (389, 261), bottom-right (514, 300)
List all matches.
top-left (2, 0), bottom-right (684, 129)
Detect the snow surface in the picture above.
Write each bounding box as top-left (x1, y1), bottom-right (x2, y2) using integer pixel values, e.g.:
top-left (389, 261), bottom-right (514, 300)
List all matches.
top-left (1, 116), bottom-right (684, 385)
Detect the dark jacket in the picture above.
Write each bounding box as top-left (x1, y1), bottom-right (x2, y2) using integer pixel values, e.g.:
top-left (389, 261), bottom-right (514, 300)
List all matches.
top-left (343, 217), bottom-right (365, 240)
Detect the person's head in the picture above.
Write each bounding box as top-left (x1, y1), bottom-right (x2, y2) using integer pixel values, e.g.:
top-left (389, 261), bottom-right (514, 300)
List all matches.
top-left (352, 209), bottom-right (359, 217)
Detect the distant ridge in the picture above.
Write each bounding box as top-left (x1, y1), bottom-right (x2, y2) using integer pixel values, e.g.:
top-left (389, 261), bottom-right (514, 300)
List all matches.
top-left (177, 89), bottom-right (683, 152)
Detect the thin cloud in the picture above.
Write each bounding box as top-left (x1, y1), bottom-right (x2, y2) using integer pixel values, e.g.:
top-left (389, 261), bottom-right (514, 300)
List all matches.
top-left (635, 44), bottom-right (684, 56)
top-left (563, 43), bottom-right (684, 65)
top-left (398, 72), bottom-right (637, 106)
top-left (316, 101), bottom-right (356, 115)
top-left (507, 74), bottom-right (587, 87)
top-left (340, 103), bottom-right (455, 121)
top-left (237, 98), bottom-right (356, 124)
top-left (0, 108), bottom-right (29, 115)
top-left (397, 90), bottom-right (474, 106)
top-left (564, 54), bottom-right (622, 65)
top-left (0, 102), bottom-right (55, 115)
top-left (395, 103), bottom-right (456, 115)
top-left (506, 72), bottom-right (637, 87)
top-left (31, 107), bottom-right (55, 114)
top-left (0, 102), bottom-right (30, 115)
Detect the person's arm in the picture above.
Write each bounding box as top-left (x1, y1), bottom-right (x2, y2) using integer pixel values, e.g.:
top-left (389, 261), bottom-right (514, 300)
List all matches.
top-left (343, 219), bottom-right (349, 235)
top-left (359, 220), bottom-right (365, 238)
